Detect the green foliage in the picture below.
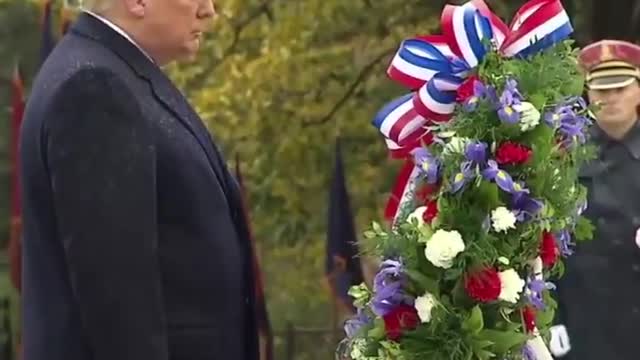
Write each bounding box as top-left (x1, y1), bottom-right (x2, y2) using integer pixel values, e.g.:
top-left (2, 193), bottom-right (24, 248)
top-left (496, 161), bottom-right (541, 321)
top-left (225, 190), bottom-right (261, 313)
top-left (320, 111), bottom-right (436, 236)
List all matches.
top-left (0, 0), bottom-right (47, 250)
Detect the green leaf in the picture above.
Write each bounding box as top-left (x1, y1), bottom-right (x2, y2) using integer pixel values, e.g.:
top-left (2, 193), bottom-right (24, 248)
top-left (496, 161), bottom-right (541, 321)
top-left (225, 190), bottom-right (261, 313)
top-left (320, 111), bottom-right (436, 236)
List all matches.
top-left (536, 306), bottom-right (556, 328)
top-left (405, 269), bottom-right (440, 296)
top-left (574, 216), bottom-right (595, 242)
top-left (418, 223), bottom-right (434, 241)
top-left (470, 338), bottom-right (496, 360)
top-left (367, 318), bottom-right (386, 340)
top-left (444, 267), bottom-right (463, 281)
top-left (527, 124), bottom-right (555, 166)
top-left (363, 230), bottom-right (376, 239)
top-left (348, 283), bottom-right (371, 308)
top-left (474, 181), bottom-right (501, 210)
top-left (536, 291), bottom-right (558, 328)
top-left (529, 93), bottom-right (547, 109)
top-left (476, 329), bottom-right (530, 354)
top-left (462, 306), bottom-right (485, 335)
top-left (474, 349), bottom-right (495, 360)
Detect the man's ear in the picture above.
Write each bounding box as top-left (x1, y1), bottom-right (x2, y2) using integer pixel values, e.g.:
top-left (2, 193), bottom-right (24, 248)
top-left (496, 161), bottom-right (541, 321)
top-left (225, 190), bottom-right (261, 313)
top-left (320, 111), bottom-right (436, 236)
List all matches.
top-left (123, 0), bottom-right (146, 17)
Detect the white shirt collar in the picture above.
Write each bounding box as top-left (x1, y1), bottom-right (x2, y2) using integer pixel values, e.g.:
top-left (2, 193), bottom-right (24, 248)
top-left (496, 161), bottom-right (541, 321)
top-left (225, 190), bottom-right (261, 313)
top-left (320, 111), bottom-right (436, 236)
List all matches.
top-left (83, 10), bottom-right (155, 63)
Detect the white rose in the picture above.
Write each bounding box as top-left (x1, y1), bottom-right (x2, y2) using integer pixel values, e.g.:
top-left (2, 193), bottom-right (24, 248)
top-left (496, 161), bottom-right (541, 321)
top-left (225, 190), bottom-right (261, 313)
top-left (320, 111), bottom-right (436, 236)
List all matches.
top-left (424, 229), bottom-right (465, 269)
top-left (498, 268), bottom-right (525, 303)
top-left (443, 136), bottom-right (470, 155)
top-left (491, 207), bottom-right (517, 233)
top-left (406, 206), bottom-right (427, 226)
top-left (414, 292), bottom-right (437, 323)
top-left (513, 101), bottom-right (541, 132)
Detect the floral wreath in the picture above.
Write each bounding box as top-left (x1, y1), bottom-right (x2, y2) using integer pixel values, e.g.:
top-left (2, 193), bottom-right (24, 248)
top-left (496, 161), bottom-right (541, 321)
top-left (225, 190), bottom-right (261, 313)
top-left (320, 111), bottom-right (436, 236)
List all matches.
top-left (339, 0), bottom-right (597, 359)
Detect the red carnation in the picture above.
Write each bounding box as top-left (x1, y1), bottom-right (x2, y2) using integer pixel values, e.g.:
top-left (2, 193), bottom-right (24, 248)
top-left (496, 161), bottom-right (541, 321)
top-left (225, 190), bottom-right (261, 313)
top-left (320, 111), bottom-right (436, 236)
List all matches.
top-left (522, 306), bottom-right (536, 333)
top-left (456, 75), bottom-right (480, 102)
top-left (422, 200), bottom-right (438, 224)
top-left (495, 141), bottom-right (532, 166)
top-left (540, 231), bottom-right (560, 267)
top-left (464, 267), bottom-right (501, 303)
top-left (383, 304), bottom-right (419, 341)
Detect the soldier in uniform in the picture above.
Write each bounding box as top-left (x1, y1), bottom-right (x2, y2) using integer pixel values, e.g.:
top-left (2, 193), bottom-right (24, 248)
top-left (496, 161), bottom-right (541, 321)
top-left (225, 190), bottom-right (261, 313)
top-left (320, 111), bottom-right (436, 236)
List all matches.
top-left (551, 40), bottom-right (640, 359)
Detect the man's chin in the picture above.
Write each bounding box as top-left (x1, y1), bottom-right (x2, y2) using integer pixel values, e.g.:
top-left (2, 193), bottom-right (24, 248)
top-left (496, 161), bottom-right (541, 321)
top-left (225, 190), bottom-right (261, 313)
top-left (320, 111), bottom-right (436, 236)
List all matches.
top-left (175, 50), bottom-right (200, 64)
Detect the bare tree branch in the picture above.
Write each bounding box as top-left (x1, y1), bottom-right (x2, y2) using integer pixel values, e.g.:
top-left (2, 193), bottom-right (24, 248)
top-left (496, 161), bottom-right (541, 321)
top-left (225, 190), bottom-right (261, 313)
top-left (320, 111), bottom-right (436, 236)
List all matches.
top-left (185, 1), bottom-right (274, 93)
top-left (302, 46), bottom-right (396, 128)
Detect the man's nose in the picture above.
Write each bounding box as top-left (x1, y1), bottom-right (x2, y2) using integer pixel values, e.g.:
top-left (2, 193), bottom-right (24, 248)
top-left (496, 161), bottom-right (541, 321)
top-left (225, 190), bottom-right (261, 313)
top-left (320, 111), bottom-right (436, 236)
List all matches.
top-left (198, 0), bottom-right (217, 19)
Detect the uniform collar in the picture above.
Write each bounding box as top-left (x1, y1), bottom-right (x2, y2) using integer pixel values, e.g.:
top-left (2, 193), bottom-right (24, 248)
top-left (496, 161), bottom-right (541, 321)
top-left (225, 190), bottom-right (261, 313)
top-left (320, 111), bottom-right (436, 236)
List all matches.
top-left (82, 10), bottom-right (154, 63)
top-left (591, 119), bottom-right (640, 159)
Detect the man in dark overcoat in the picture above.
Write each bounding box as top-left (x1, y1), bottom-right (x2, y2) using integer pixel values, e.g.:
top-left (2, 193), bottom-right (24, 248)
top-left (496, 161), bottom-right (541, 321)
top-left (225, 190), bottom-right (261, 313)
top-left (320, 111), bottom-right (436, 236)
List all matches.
top-left (19, 1), bottom-right (259, 359)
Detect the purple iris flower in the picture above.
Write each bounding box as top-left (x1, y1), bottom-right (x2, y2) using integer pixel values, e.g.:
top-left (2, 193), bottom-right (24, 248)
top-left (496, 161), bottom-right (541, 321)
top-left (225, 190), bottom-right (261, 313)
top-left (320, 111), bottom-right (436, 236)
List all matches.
top-left (371, 260), bottom-right (412, 316)
top-left (510, 181), bottom-right (531, 196)
top-left (463, 81), bottom-right (501, 111)
top-left (449, 142), bottom-right (488, 193)
top-left (464, 141), bottom-right (488, 165)
top-left (527, 278), bottom-right (556, 310)
top-left (498, 92), bottom-right (521, 124)
top-left (450, 161), bottom-right (475, 193)
top-left (344, 308), bottom-right (372, 338)
top-left (512, 192), bottom-right (544, 222)
top-left (463, 80), bottom-right (488, 112)
top-left (412, 148), bottom-right (441, 184)
top-left (556, 229), bottom-right (575, 257)
top-left (563, 96), bottom-right (587, 110)
top-left (544, 100), bottom-right (592, 147)
top-left (522, 344), bottom-right (536, 360)
top-left (482, 160), bottom-right (515, 192)
top-left (485, 85), bottom-right (500, 109)
top-left (497, 79), bottom-right (523, 124)
top-left (562, 115), bottom-right (591, 145)
top-left (505, 78), bottom-right (524, 98)
top-left (543, 105), bottom-right (573, 128)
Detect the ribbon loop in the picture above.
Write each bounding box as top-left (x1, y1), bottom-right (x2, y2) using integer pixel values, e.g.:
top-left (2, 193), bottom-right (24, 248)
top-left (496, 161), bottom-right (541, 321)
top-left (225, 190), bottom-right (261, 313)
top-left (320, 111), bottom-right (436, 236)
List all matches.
top-left (413, 73), bottom-right (464, 122)
top-left (372, 94), bottom-right (430, 147)
top-left (442, 2), bottom-right (494, 68)
top-left (500, 0), bottom-right (573, 58)
top-left (387, 37), bottom-right (460, 90)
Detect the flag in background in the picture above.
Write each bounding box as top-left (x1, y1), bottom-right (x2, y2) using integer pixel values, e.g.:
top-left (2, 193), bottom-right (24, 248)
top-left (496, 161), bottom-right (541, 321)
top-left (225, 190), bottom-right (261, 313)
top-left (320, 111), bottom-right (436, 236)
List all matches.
top-left (234, 155), bottom-right (274, 360)
top-left (40, 0), bottom-right (56, 65)
top-left (8, 62), bottom-right (25, 293)
top-left (325, 138), bottom-right (364, 315)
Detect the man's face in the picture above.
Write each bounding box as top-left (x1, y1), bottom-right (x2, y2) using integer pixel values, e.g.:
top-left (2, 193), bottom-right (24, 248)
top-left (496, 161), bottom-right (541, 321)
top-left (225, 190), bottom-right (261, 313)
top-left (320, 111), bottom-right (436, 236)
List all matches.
top-left (139, 0), bottom-right (216, 64)
top-left (588, 81), bottom-right (640, 128)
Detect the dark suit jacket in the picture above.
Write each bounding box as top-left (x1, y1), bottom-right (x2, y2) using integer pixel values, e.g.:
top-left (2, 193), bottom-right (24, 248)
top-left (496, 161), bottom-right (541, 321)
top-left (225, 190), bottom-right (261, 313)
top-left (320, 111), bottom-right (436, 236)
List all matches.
top-left (19, 13), bottom-right (258, 360)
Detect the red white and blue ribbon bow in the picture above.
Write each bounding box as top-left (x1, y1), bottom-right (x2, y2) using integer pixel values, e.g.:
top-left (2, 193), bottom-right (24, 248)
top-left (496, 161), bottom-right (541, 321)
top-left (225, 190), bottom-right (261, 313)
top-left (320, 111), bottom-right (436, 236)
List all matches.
top-left (374, 0), bottom-right (573, 222)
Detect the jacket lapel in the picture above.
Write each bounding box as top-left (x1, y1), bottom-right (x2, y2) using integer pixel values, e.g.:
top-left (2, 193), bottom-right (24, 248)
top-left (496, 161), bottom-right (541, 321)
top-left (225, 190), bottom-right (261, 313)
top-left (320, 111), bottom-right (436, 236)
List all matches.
top-left (144, 68), bottom-right (234, 198)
